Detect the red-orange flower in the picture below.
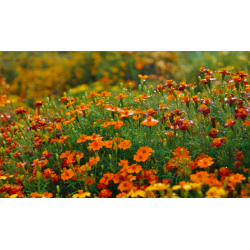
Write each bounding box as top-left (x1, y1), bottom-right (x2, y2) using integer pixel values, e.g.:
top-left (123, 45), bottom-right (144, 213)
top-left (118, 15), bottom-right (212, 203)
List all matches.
top-left (197, 157), bottom-right (214, 168)
top-left (141, 116), bottom-right (159, 127)
top-left (118, 140), bottom-right (131, 150)
top-left (61, 168), bottom-right (75, 181)
top-left (89, 140), bottom-right (103, 151)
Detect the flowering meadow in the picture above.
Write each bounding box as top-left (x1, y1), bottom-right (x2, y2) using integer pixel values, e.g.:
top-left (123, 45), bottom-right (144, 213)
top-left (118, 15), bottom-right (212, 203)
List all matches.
top-left (1, 68), bottom-right (250, 198)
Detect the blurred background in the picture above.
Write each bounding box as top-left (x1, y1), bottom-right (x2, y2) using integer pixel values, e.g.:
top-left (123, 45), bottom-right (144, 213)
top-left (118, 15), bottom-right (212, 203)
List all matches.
top-left (1, 51), bottom-right (250, 106)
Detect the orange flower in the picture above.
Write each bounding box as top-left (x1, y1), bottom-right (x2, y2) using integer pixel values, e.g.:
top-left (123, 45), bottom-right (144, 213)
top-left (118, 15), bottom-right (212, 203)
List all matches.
top-left (103, 140), bottom-right (113, 149)
top-left (172, 147), bottom-right (189, 157)
top-left (42, 192), bottom-right (53, 198)
top-left (60, 151), bottom-right (72, 159)
top-left (134, 153), bottom-right (148, 162)
top-left (118, 140), bottom-right (131, 150)
top-left (100, 172), bottom-right (114, 186)
top-left (87, 133), bottom-right (103, 141)
top-left (137, 146), bottom-right (153, 156)
top-left (88, 91), bottom-right (99, 98)
top-left (15, 107), bottom-right (27, 114)
top-left (138, 74), bottom-right (148, 80)
top-left (77, 134), bottom-right (88, 143)
top-left (114, 93), bottom-right (128, 99)
top-left (229, 174), bottom-right (246, 184)
top-left (197, 157), bottom-right (214, 168)
top-left (118, 181), bottom-right (133, 192)
top-left (99, 189), bottom-right (112, 198)
top-left (34, 100), bottom-right (45, 108)
top-left (133, 115), bottom-right (141, 121)
top-left (89, 140), bottom-right (103, 151)
top-left (30, 192), bottom-right (42, 198)
top-left (190, 171), bottom-right (209, 183)
top-left (141, 116), bottom-right (159, 127)
top-left (127, 164), bottom-right (142, 174)
top-left (114, 120), bottom-right (124, 129)
top-left (61, 168), bottom-right (75, 181)
top-left (242, 119), bottom-right (250, 126)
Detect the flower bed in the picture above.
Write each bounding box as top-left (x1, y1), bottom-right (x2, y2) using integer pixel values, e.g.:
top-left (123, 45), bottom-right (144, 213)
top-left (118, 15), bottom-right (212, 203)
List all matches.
top-left (0, 68), bottom-right (250, 198)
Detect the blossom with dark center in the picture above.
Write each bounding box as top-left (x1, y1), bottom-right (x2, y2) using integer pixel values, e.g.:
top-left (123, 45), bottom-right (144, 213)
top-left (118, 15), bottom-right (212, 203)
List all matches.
top-left (224, 119), bottom-right (236, 128)
top-left (198, 104), bottom-right (211, 115)
top-left (235, 107), bottom-right (250, 120)
top-left (210, 137), bottom-right (227, 148)
top-left (208, 128), bottom-right (219, 138)
top-left (179, 120), bottom-right (194, 131)
top-left (201, 97), bottom-right (214, 105)
top-left (218, 68), bottom-right (231, 75)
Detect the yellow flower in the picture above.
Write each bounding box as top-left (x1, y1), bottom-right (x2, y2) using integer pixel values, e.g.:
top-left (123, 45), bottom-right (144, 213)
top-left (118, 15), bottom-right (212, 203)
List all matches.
top-left (127, 189), bottom-right (146, 198)
top-left (172, 181), bottom-right (192, 191)
top-left (206, 187), bottom-right (226, 198)
top-left (72, 190), bottom-right (91, 198)
top-left (145, 183), bottom-right (169, 192)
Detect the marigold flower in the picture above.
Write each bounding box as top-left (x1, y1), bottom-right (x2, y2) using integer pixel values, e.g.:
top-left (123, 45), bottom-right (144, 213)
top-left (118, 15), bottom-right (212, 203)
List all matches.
top-left (190, 171), bottom-right (209, 183)
top-left (89, 140), bottom-right (103, 151)
top-left (141, 116), bottom-right (159, 127)
top-left (210, 138), bottom-right (226, 148)
top-left (197, 157), bottom-right (214, 168)
top-left (118, 181), bottom-right (133, 192)
top-left (224, 119), bottom-right (236, 128)
top-left (113, 120), bottom-right (124, 129)
top-left (15, 107), bottom-right (27, 114)
top-left (134, 153), bottom-right (149, 162)
top-left (235, 107), bottom-right (250, 120)
top-left (72, 190), bottom-right (91, 198)
top-left (87, 133), bottom-right (103, 141)
top-left (77, 134), bottom-right (88, 143)
top-left (127, 164), bottom-right (142, 174)
top-left (127, 188), bottom-right (146, 198)
top-left (172, 181), bottom-right (192, 191)
top-left (242, 119), bottom-right (250, 126)
top-left (42, 192), bottom-right (53, 198)
top-left (198, 104), bottom-right (211, 115)
top-left (114, 93), bottom-right (128, 99)
top-left (100, 172), bottom-right (114, 186)
top-left (138, 74), bottom-right (148, 80)
top-left (98, 189), bottom-right (112, 198)
top-left (206, 187), bottom-right (226, 198)
top-left (118, 140), bottom-right (131, 150)
top-left (61, 168), bottom-right (74, 181)
top-left (208, 128), bottom-right (219, 138)
top-left (229, 173), bottom-right (246, 184)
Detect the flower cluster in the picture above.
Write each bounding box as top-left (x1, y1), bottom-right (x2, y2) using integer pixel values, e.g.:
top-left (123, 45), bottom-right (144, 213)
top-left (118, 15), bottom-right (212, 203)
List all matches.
top-left (0, 67), bottom-right (250, 198)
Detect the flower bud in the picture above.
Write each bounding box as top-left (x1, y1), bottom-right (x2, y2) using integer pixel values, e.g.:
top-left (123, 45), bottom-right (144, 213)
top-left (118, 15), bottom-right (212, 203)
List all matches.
top-left (163, 138), bottom-right (167, 148)
top-left (139, 84), bottom-right (142, 92)
top-left (163, 164), bottom-right (167, 174)
top-left (36, 171), bottom-right (43, 181)
top-left (76, 155), bottom-right (80, 165)
top-left (214, 169), bottom-right (218, 178)
top-left (223, 177), bottom-right (229, 189)
top-left (56, 185), bottom-right (60, 194)
top-left (216, 122), bottom-right (220, 130)
top-left (109, 154), bottom-right (112, 160)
